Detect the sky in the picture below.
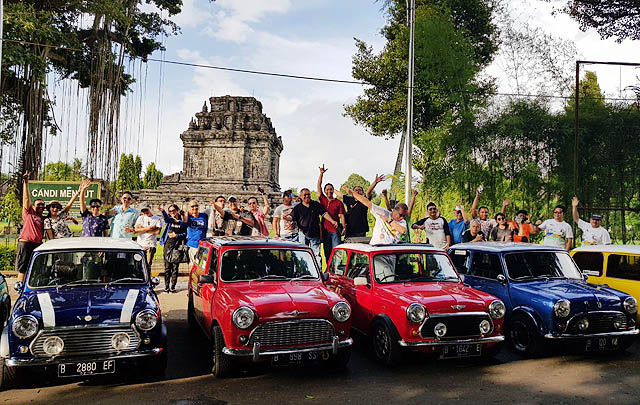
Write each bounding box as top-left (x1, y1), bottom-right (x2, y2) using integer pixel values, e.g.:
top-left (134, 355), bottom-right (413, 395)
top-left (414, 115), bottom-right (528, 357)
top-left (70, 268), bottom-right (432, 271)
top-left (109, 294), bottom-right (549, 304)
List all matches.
top-left (26, 0), bottom-right (640, 193)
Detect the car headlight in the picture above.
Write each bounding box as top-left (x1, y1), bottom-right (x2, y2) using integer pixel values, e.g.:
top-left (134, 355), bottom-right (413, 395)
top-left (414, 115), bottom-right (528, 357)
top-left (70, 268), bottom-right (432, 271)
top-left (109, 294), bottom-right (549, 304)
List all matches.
top-left (42, 336), bottom-right (64, 356)
top-left (488, 300), bottom-right (506, 319)
top-left (553, 299), bottom-right (571, 318)
top-left (232, 307), bottom-right (255, 329)
top-left (111, 332), bottom-right (131, 351)
top-left (624, 297), bottom-right (638, 314)
top-left (12, 315), bottom-right (39, 339)
top-left (332, 302), bottom-right (351, 322)
top-left (406, 303), bottom-right (427, 323)
top-left (135, 309), bottom-right (158, 331)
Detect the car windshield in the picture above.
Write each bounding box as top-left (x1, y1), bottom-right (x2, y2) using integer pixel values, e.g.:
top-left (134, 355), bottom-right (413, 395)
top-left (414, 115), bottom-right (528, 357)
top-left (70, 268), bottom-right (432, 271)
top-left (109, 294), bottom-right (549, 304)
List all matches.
top-left (504, 251), bottom-right (583, 280)
top-left (373, 252), bottom-right (459, 283)
top-left (220, 249), bottom-right (319, 282)
top-left (28, 250), bottom-right (147, 288)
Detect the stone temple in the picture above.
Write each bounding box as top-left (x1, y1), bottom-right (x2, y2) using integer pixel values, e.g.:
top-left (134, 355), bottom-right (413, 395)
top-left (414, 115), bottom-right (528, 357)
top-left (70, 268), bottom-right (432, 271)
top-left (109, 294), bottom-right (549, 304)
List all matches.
top-left (137, 96), bottom-right (283, 208)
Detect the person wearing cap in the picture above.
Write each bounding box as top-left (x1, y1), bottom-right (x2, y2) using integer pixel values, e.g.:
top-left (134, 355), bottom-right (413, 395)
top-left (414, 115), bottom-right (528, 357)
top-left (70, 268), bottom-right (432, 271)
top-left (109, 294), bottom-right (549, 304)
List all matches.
top-left (572, 196), bottom-right (611, 245)
top-left (448, 203), bottom-right (469, 245)
top-left (273, 189), bottom-right (299, 240)
top-left (43, 180), bottom-right (85, 240)
top-left (213, 195), bottom-right (255, 236)
top-left (133, 206), bottom-right (163, 268)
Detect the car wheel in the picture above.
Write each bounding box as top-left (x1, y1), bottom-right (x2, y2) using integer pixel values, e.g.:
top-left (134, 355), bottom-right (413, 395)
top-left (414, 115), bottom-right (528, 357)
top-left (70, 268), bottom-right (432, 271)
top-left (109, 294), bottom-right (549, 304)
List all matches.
top-left (187, 293), bottom-right (198, 333)
top-left (0, 357), bottom-right (16, 391)
top-left (326, 346), bottom-right (351, 370)
top-left (371, 320), bottom-right (402, 366)
top-left (211, 325), bottom-right (234, 378)
top-left (507, 314), bottom-right (544, 357)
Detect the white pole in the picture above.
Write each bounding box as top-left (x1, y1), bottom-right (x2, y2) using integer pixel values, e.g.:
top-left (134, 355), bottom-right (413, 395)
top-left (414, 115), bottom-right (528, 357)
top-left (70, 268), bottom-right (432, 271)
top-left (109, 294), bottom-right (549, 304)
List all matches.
top-left (404, 0), bottom-right (415, 204)
top-left (0, 0), bottom-right (3, 94)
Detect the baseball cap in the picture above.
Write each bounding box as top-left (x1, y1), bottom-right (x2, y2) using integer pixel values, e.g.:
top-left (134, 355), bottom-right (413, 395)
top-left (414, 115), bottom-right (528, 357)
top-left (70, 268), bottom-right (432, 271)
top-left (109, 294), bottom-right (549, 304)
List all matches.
top-left (591, 214), bottom-right (603, 221)
top-left (228, 195), bottom-right (238, 202)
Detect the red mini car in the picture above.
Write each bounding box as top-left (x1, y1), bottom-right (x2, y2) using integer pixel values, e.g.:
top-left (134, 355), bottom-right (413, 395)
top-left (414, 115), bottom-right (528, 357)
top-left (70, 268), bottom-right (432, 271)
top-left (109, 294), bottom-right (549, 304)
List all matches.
top-left (325, 243), bottom-right (505, 365)
top-left (188, 236), bottom-right (353, 377)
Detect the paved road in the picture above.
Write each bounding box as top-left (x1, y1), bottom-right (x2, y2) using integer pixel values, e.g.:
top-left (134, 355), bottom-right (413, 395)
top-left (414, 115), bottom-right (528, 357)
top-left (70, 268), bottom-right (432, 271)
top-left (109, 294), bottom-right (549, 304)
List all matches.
top-left (2, 280), bottom-right (640, 404)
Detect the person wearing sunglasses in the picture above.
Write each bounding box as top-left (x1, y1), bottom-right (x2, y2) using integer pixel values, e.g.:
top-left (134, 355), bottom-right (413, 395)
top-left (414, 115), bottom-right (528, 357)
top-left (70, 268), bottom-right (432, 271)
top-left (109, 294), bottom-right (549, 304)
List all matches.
top-left (490, 213), bottom-right (513, 242)
top-left (14, 171), bottom-right (46, 282)
top-left (470, 186), bottom-right (510, 240)
top-left (412, 202), bottom-right (451, 250)
top-left (341, 185), bottom-right (407, 245)
top-left (248, 188), bottom-right (270, 237)
top-left (105, 190), bottom-right (139, 239)
top-left (182, 200), bottom-right (209, 266)
top-left (158, 204), bottom-right (187, 292)
top-left (79, 179), bottom-right (110, 237)
top-left (534, 204), bottom-right (573, 250)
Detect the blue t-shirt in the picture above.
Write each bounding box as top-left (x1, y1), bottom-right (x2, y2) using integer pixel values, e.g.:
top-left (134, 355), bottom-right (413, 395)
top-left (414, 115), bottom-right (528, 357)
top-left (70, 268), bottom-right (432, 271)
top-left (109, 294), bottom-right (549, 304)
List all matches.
top-left (448, 218), bottom-right (468, 245)
top-left (110, 206), bottom-right (139, 239)
top-left (186, 212), bottom-right (208, 248)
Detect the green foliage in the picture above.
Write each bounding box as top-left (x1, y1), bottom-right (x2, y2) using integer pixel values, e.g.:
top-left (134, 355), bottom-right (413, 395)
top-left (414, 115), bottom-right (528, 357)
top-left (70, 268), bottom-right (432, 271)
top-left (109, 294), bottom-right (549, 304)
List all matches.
top-left (143, 162), bottom-right (164, 189)
top-left (341, 173), bottom-right (376, 198)
top-left (0, 246), bottom-right (17, 271)
top-left (552, 0), bottom-right (640, 42)
top-left (42, 160), bottom-right (83, 181)
top-left (0, 187), bottom-right (21, 225)
top-left (116, 153), bottom-right (143, 192)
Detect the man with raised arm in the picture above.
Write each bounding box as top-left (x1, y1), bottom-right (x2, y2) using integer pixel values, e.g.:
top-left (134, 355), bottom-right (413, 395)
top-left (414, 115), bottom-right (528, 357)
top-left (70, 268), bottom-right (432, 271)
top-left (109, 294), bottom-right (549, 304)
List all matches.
top-left (572, 196), bottom-right (611, 245)
top-left (341, 185), bottom-right (407, 245)
top-left (471, 187), bottom-right (509, 240)
top-left (317, 165), bottom-right (346, 265)
top-left (79, 179), bottom-right (109, 237)
top-left (14, 172), bottom-right (45, 282)
top-left (337, 174), bottom-right (384, 238)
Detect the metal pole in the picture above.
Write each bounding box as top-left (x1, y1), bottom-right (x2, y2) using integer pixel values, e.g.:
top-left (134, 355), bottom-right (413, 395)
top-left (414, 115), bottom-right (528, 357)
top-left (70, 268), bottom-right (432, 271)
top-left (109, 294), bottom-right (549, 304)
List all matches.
top-left (574, 61), bottom-right (579, 197)
top-left (404, 0), bottom-right (415, 204)
top-left (0, 0), bottom-right (3, 94)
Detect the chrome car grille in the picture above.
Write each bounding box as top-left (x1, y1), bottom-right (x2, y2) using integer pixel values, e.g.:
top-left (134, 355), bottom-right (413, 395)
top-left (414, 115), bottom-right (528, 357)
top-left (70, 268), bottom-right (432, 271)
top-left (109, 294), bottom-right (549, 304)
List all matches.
top-left (30, 325), bottom-right (140, 357)
top-left (567, 312), bottom-right (628, 334)
top-left (420, 314), bottom-right (493, 339)
top-left (248, 319), bottom-right (335, 347)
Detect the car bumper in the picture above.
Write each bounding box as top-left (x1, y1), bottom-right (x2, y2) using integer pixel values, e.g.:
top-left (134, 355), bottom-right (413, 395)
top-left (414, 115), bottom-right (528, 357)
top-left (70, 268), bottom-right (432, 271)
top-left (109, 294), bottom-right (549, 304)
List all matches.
top-left (5, 347), bottom-right (165, 367)
top-left (223, 336), bottom-right (353, 362)
top-left (398, 335), bottom-right (504, 347)
top-left (544, 329), bottom-right (640, 339)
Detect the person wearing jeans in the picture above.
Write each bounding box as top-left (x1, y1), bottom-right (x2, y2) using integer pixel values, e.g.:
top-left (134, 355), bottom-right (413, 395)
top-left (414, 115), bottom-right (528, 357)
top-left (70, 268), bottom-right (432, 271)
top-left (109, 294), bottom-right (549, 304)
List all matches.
top-left (317, 165), bottom-right (346, 267)
top-left (159, 205), bottom-right (187, 293)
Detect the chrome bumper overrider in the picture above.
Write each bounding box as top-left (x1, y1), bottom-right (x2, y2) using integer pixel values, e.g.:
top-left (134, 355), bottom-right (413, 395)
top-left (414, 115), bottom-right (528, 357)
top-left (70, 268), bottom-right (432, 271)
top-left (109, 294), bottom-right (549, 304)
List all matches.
top-left (398, 335), bottom-right (504, 347)
top-left (222, 336), bottom-right (353, 362)
top-left (544, 329), bottom-right (640, 339)
top-left (5, 347), bottom-right (164, 367)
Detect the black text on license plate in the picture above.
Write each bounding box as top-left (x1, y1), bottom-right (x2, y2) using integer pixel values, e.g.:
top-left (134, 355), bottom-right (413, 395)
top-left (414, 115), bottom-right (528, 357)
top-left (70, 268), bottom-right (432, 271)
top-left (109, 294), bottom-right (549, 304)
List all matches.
top-left (271, 351), bottom-right (320, 366)
top-left (585, 337), bottom-right (619, 352)
top-left (58, 360), bottom-right (116, 377)
top-left (441, 344), bottom-right (482, 359)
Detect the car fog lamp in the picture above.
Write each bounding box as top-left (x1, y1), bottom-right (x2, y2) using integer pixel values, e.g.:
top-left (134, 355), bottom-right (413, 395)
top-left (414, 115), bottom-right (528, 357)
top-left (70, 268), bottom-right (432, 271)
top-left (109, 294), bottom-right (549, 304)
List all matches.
top-left (479, 320), bottom-right (492, 335)
top-left (553, 299), bottom-right (571, 318)
top-left (239, 335), bottom-right (248, 345)
top-left (135, 309), bottom-right (158, 331)
top-left (111, 332), bottom-right (131, 351)
top-left (623, 297), bottom-right (638, 314)
top-left (233, 307), bottom-right (256, 329)
top-left (434, 322), bottom-right (447, 338)
top-left (488, 300), bottom-right (506, 319)
top-left (143, 337), bottom-right (151, 345)
top-left (577, 318), bottom-right (589, 331)
top-left (18, 346), bottom-right (29, 354)
top-left (332, 302), bottom-right (351, 323)
top-left (43, 336), bottom-right (64, 356)
top-left (406, 303), bottom-right (427, 324)
top-left (12, 315), bottom-right (39, 339)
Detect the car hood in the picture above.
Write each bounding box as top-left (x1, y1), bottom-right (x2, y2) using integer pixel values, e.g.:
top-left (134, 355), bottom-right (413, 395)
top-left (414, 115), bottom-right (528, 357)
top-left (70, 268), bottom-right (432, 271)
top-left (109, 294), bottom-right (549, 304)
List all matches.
top-left (16, 285), bottom-right (152, 327)
top-left (220, 282), bottom-right (336, 321)
top-left (510, 279), bottom-right (622, 312)
top-left (377, 282), bottom-right (491, 314)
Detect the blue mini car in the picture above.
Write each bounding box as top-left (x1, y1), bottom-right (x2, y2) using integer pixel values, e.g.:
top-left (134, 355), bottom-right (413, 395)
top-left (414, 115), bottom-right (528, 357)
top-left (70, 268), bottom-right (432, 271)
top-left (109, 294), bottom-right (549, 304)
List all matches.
top-left (0, 238), bottom-right (167, 389)
top-left (448, 243), bottom-right (638, 356)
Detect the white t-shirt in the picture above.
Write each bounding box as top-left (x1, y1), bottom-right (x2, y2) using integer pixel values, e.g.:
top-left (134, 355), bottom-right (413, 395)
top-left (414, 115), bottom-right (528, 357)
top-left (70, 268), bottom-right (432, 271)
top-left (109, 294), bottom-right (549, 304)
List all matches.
top-left (370, 204), bottom-right (407, 245)
top-left (135, 215), bottom-right (163, 248)
top-left (273, 202), bottom-right (299, 237)
top-left (417, 217), bottom-right (449, 249)
top-left (478, 218), bottom-right (497, 239)
top-left (578, 219), bottom-right (611, 245)
top-left (538, 219), bottom-right (573, 248)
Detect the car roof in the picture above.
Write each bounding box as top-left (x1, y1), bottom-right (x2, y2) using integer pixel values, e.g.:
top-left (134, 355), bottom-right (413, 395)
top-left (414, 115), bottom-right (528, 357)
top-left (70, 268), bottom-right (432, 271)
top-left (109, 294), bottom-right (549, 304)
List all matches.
top-left (449, 242), bottom-right (566, 253)
top-left (204, 236), bottom-right (308, 249)
top-left (335, 243), bottom-right (442, 253)
top-left (34, 237), bottom-right (144, 252)
top-left (572, 244), bottom-right (640, 255)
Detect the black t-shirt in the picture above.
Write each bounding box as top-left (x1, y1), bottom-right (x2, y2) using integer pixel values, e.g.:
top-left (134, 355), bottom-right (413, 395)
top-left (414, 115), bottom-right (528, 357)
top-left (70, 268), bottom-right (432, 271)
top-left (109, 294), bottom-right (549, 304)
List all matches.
top-left (343, 195), bottom-right (369, 236)
top-left (290, 201), bottom-right (327, 239)
top-left (462, 230), bottom-right (485, 243)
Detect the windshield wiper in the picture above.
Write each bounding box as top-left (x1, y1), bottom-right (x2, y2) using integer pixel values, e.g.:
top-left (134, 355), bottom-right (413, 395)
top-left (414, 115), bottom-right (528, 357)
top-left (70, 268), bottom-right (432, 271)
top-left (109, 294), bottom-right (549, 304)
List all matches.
top-left (107, 277), bottom-right (144, 286)
top-left (290, 274), bottom-right (318, 282)
top-left (256, 274), bottom-right (287, 281)
top-left (513, 275), bottom-right (549, 281)
top-left (58, 279), bottom-right (102, 288)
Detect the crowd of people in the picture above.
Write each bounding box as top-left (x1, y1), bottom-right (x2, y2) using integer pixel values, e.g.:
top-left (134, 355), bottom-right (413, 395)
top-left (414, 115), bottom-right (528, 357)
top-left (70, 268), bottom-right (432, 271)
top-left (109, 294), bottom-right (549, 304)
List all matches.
top-left (13, 168), bottom-right (613, 284)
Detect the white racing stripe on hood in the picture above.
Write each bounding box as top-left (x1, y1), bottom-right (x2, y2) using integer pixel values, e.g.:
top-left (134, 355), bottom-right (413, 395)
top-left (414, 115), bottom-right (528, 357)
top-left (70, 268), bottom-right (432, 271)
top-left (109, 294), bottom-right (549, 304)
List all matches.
top-left (37, 293), bottom-right (55, 327)
top-left (120, 289), bottom-right (139, 323)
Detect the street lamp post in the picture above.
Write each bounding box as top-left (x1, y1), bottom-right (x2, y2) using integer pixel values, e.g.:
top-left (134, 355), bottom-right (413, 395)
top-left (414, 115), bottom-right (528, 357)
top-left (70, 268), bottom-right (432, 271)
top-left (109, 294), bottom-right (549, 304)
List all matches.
top-left (404, 0), bottom-right (415, 204)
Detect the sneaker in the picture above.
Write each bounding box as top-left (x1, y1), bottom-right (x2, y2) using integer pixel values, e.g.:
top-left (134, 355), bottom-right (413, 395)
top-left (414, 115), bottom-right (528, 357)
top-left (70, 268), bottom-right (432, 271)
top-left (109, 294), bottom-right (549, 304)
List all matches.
top-left (164, 287), bottom-right (170, 293)
top-left (170, 287), bottom-right (177, 293)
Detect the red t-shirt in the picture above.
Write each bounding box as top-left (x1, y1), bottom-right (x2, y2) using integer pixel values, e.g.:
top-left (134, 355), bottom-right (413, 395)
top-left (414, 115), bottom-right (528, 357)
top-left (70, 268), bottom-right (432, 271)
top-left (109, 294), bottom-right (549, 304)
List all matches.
top-left (19, 206), bottom-right (44, 243)
top-left (509, 221), bottom-right (532, 242)
top-left (319, 195), bottom-right (345, 233)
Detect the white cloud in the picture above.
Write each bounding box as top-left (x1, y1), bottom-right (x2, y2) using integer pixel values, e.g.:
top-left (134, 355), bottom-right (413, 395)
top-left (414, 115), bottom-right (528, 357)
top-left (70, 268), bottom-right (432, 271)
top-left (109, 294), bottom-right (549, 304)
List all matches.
top-left (170, 0), bottom-right (213, 28)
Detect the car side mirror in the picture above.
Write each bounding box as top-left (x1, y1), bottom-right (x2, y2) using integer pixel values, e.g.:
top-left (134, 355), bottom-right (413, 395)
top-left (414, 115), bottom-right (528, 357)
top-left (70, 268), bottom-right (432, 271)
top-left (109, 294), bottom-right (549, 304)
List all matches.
top-left (13, 281), bottom-right (24, 292)
top-left (354, 276), bottom-right (369, 287)
top-left (199, 274), bottom-right (215, 284)
top-left (150, 276), bottom-right (160, 287)
top-left (496, 274), bottom-right (507, 285)
top-left (321, 272), bottom-right (330, 282)
top-left (583, 273), bottom-right (589, 281)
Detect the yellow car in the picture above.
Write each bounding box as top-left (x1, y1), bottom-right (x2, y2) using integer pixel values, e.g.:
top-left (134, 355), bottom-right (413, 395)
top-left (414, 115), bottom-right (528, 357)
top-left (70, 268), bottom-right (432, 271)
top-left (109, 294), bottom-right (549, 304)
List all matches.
top-left (572, 245), bottom-right (640, 319)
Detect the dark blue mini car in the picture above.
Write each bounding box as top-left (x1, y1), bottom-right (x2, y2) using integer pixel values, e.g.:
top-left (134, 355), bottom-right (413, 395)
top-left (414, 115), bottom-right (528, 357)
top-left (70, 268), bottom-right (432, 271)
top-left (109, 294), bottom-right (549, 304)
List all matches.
top-left (449, 243), bottom-right (638, 356)
top-left (0, 238), bottom-right (167, 389)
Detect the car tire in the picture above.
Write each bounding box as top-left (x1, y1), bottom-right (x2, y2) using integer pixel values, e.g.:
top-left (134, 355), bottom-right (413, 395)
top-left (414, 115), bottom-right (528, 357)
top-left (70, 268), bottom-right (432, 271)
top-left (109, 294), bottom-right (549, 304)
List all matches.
top-left (371, 320), bottom-right (402, 366)
top-left (211, 325), bottom-right (234, 378)
top-left (0, 357), bottom-right (16, 391)
top-left (326, 346), bottom-right (351, 370)
top-left (507, 314), bottom-right (545, 357)
top-left (187, 293), bottom-right (198, 333)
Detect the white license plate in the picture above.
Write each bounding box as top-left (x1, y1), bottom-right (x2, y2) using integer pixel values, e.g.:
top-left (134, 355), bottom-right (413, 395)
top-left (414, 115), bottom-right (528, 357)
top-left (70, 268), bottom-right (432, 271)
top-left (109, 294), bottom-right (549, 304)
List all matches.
top-left (58, 360), bottom-right (116, 377)
top-left (441, 344), bottom-right (482, 359)
top-left (271, 351), bottom-right (320, 365)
